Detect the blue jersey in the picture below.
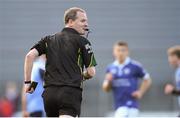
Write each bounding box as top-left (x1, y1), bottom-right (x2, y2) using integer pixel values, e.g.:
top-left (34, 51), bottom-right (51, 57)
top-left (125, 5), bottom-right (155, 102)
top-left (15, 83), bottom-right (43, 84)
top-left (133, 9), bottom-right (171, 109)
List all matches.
top-left (106, 57), bottom-right (150, 109)
top-left (26, 59), bottom-right (45, 114)
top-left (175, 66), bottom-right (180, 106)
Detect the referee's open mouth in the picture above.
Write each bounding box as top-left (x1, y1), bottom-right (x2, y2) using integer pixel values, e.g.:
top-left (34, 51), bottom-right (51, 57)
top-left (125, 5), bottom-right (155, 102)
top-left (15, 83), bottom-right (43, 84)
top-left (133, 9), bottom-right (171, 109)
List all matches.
top-left (84, 28), bottom-right (89, 31)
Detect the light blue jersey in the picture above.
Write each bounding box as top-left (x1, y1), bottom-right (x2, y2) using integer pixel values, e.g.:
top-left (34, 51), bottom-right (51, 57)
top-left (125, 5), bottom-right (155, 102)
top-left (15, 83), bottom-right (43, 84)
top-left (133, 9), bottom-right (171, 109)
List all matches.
top-left (175, 66), bottom-right (180, 106)
top-left (26, 58), bottom-right (45, 114)
top-left (106, 57), bottom-right (150, 110)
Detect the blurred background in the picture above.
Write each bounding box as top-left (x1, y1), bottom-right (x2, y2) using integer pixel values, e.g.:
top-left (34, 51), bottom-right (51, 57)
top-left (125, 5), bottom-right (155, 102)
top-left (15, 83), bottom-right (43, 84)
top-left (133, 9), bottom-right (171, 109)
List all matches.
top-left (0, 0), bottom-right (180, 117)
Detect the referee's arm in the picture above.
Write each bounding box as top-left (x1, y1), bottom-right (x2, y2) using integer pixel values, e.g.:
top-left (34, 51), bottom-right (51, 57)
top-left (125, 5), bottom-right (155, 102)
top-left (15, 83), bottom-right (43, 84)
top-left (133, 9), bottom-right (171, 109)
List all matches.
top-left (24, 36), bottom-right (47, 93)
top-left (24, 48), bottom-right (39, 93)
top-left (81, 38), bottom-right (97, 80)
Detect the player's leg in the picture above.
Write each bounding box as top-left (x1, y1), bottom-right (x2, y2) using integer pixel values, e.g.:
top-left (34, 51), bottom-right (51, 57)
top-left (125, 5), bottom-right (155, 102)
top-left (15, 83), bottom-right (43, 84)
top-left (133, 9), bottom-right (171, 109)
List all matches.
top-left (128, 107), bottom-right (139, 117)
top-left (114, 106), bottom-right (128, 118)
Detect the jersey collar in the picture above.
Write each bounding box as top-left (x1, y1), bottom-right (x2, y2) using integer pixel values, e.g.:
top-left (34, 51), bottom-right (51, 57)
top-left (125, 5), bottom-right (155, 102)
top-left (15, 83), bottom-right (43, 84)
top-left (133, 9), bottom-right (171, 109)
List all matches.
top-left (114, 57), bottom-right (131, 68)
top-left (62, 27), bottom-right (80, 35)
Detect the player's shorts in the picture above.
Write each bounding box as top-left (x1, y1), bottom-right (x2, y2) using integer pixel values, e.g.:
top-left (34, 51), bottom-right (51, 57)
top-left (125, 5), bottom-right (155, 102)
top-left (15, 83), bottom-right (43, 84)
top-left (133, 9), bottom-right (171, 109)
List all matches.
top-left (114, 106), bottom-right (139, 118)
top-left (42, 86), bottom-right (82, 117)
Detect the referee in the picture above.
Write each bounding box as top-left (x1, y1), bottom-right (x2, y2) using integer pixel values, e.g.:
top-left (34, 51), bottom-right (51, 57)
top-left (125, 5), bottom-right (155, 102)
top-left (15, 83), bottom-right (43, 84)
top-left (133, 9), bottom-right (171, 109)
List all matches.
top-left (24, 7), bottom-right (97, 117)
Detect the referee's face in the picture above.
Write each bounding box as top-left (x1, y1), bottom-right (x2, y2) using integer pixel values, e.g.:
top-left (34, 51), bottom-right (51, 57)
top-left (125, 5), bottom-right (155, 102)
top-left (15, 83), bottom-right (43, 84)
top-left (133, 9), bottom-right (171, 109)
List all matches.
top-left (71, 11), bottom-right (88, 35)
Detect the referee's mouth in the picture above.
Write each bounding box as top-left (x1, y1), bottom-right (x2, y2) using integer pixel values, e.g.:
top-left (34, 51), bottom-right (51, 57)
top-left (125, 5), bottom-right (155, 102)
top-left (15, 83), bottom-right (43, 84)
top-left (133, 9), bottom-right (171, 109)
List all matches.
top-left (79, 27), bottom-right (89, 35)
top-left (83, 27), bottom-right (89, 31)
top-left (84, 28), bottom-right (89, 31)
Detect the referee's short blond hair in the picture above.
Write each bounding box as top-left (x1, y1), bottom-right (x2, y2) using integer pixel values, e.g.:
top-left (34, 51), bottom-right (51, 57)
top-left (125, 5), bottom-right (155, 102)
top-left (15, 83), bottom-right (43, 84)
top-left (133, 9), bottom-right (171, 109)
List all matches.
top-left (168, 45), bottom-right (180, 59)
top-left (64, 7), bottom-right (85, 25)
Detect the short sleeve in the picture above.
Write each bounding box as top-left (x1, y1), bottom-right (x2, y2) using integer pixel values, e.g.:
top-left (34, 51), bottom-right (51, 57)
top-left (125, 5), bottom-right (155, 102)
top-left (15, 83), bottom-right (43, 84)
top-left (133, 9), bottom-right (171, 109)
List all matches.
top-left (106, 65), bottom-right (117, 74)
top-left (81, 38), bottom-right (97, 68)
top-left (31, 36), bottom-right (48, 56)
top-left (106, 66), bottom-right (111, 73)
top-left (136, 64), bottom-right (150, 80)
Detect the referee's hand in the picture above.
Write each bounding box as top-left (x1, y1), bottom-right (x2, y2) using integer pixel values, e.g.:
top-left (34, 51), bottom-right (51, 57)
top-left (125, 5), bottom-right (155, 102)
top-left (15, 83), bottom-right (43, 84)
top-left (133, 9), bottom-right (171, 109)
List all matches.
top-left (83, 71), bottom-right (92, 80)
top-left (25, 83), bottom-right (34, 93)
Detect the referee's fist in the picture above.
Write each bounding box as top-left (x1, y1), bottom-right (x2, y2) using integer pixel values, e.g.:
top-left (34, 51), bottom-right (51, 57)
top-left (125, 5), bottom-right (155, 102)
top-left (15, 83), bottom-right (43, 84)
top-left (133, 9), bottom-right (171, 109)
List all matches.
top-left (25, 84), bottom-right (34, 93)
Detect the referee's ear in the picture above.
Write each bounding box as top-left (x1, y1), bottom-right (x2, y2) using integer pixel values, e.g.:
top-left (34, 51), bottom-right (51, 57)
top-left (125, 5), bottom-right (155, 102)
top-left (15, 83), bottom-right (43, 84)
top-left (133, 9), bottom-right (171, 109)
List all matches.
top-left (86, 66), bottom-right (96, 77)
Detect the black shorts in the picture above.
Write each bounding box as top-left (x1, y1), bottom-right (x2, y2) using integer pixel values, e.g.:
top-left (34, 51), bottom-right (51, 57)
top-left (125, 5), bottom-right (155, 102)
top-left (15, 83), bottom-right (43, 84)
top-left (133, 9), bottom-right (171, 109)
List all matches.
top-left (42, 86), bottom-right (82, 117)
top-left (29, 111), bottom-right (43, 117)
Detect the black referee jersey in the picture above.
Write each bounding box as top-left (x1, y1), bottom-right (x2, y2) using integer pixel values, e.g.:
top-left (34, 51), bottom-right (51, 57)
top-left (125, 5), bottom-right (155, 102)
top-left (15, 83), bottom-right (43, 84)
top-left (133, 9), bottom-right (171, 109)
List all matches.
top-left (31, 27), bottom-right (97, 89)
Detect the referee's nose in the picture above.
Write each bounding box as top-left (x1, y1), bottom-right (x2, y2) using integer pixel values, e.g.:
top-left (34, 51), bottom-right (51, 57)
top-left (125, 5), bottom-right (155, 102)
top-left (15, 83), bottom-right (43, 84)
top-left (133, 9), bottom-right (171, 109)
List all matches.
top-left (85, 21), bottom-right (88, 28)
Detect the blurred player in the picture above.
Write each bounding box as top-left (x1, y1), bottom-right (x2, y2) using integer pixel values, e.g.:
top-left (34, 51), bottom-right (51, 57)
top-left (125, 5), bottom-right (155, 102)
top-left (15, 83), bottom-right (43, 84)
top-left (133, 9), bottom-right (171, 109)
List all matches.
top-left (22, 55), bottom-right (46, 117)
top-left (164, 45), bottom-right (180, 116)
top-left (102, 41), bottom-right (152, 118)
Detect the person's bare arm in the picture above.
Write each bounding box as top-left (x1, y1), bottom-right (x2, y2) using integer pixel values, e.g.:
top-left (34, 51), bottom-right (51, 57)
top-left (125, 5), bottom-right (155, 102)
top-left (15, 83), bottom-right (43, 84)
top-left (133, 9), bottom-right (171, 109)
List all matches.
top-left (21, 86), bottom-right (29, 117)
top-left (132, 78), bottom-right (152, 99)
top-left (139, 78), bottom-right (152, 95)
top-left (83, 66), bottom-right (96, 80)
top-left (165, 84), bottom-right (180, 96)
top-left (102, 73), bottom-right (113, 92)
top-left (24, 48), bottom-right (39, 93)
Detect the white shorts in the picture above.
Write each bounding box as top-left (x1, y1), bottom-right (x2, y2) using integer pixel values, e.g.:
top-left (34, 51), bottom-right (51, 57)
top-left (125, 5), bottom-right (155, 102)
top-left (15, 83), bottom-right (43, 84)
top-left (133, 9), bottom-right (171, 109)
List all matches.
top-left (114, 106), bottom-right (139, 118)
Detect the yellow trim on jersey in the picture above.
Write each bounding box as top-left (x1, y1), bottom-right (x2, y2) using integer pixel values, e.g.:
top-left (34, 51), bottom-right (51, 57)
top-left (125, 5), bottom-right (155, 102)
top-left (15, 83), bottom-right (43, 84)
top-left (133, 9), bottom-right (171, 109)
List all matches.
top-left (77, 48), bottom-right (83, 74)
top-left (88, 54), bottom-right (94, 67)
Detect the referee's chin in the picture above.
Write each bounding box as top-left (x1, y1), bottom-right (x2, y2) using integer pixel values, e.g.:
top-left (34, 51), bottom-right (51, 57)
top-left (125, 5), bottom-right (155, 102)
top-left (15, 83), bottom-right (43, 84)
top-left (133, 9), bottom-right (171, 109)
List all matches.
top-left (80, 32), bottom-right (85, 35)
top-left (79, 29), bottom-right (87, 35)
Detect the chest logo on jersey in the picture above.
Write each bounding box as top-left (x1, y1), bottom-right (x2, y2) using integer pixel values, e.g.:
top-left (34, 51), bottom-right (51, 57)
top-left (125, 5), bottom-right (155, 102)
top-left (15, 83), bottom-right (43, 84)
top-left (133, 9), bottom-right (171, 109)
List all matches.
top-left (123, 68), bottom-right (131, 75)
